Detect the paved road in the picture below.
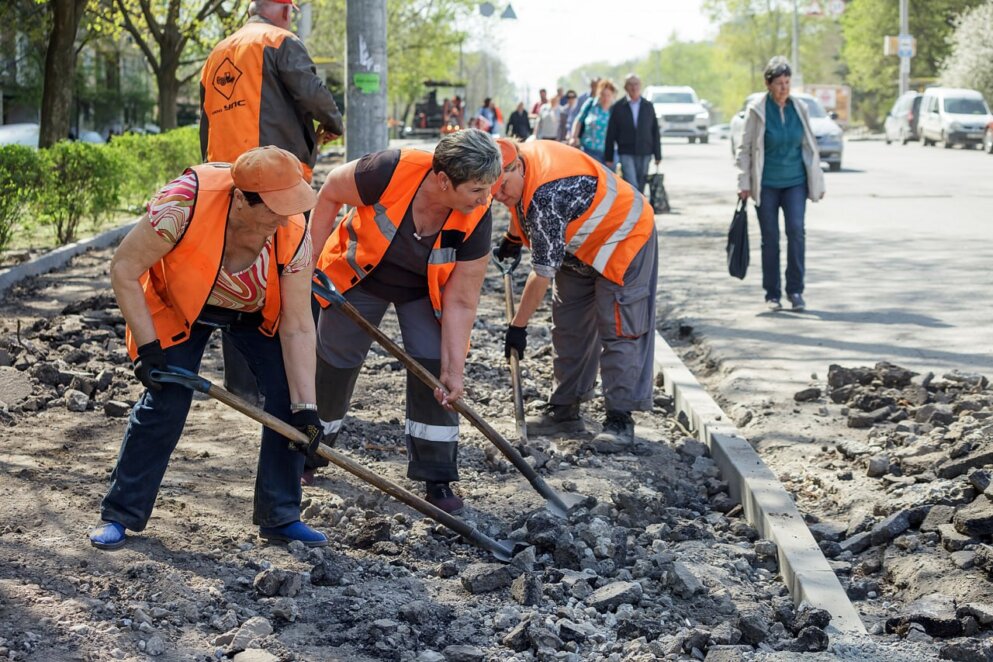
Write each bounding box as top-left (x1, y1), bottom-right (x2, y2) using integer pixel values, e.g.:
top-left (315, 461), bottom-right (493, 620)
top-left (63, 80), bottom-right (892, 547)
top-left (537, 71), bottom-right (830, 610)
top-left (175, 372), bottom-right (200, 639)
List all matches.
top-left (656, 136), bottom-right (993, 450)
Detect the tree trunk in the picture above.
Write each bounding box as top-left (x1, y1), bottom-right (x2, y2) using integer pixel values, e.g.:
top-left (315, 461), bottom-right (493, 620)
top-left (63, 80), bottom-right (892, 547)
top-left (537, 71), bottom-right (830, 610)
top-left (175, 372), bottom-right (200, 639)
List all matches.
top-left (156, 69), bottom-right (178, 131)
top-left (39, 0), bottom-right (87, 148)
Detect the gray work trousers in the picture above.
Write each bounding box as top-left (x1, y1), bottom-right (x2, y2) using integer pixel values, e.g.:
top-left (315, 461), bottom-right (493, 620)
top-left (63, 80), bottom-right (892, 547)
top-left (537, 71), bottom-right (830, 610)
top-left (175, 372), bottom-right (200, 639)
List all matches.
top-left (549, 226), bottom-right (658, 413)
top-left (314, 286), bottom-right (460, 483)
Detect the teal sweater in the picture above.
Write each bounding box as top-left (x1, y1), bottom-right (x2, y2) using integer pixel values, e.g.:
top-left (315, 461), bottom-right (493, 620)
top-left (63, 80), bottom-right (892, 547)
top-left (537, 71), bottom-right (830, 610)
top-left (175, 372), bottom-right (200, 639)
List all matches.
top-left (762, 95), bottom-right (807, 189)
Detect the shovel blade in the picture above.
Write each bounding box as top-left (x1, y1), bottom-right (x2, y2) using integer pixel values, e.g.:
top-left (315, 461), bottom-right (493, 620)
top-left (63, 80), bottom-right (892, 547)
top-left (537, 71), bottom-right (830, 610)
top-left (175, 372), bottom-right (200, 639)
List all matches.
top-left (545, 489), bottom-right (590, 519)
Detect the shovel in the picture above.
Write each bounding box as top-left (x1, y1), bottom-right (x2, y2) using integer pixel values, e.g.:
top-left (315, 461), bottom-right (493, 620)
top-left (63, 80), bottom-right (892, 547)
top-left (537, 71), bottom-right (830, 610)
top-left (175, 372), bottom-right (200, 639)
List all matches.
top-left (491, 249), bottom-right (528, 446)
top-left (149, 366), bottom-right (522, 562)
top-left (312, 270), bottom-right (587, 519)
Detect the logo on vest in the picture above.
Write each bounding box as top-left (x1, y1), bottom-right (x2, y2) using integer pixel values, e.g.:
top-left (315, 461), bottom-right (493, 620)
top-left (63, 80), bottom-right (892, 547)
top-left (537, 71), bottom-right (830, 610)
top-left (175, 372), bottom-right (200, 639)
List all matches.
top-left (211, 57), bottom-right (243, 101)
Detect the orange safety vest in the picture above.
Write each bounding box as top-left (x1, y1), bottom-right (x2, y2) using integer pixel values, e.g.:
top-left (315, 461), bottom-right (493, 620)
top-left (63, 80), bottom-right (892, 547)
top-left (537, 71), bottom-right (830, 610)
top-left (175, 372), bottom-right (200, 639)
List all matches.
top-left (316, 149), bottom-right (490, 319)
top-left (125, 163), bottom-right (307, 359)
top-left (200, 21), bottom-right (314, 182)
top-left (509, 141), bottom-right (655, 286)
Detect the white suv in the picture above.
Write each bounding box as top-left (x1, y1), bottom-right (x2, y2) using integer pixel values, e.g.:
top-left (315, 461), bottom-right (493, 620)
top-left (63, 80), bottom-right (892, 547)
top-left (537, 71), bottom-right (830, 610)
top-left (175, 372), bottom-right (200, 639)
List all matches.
top-left (644, 85), bottom-right (710, 143)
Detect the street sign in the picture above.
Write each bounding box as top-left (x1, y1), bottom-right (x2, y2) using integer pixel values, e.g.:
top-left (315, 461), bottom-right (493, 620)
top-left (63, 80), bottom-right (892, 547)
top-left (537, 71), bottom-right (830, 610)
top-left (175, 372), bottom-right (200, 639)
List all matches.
top-left (827, 0), bottom-right (845, 17)
top-left (898, 34), bottom-right (915, 58)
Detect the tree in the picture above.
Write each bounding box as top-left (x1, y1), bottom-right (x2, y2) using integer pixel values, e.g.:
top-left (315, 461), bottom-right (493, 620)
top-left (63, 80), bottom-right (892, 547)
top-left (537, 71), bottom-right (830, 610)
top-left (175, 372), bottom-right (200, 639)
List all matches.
top-left (941, 0), bottom-right (993, 103)
top-left (39, 0), bottom-right (88, 147)
top-left (0, 1), bottom-right (50, 119)
top-left (841, 0), bottom-right (983, 126)
top-left (90, 0), bottom-right (247, 130)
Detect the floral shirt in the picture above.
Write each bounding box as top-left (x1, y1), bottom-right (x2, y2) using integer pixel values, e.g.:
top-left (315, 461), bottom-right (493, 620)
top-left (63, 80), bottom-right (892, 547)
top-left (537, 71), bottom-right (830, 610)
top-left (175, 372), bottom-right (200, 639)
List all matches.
top-left (146, 171), bottom-right (312, 312)
top-left (578, 99), bottom-right (611, 154)
top-left (515, 175), bottom-right (598, 278)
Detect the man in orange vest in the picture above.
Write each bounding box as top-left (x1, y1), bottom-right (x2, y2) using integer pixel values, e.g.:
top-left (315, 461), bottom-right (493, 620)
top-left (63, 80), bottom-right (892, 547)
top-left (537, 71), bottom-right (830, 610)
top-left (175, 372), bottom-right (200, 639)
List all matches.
top-left (90, 147), bottom-right (328, 550)
top-left (200, 0), bottom-right (342, 403)
top-left (493, 138), bottom-right (659, 452)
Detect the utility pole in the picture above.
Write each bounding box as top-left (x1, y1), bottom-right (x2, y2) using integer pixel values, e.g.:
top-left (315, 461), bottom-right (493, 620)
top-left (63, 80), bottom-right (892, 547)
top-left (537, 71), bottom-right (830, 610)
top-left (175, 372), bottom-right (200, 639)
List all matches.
top-left (791, 0), bottom-right (802, 86)
top-left (899, 0), bottom-right (910, 95)
top-left (345, 0), bottom-right (387, 161)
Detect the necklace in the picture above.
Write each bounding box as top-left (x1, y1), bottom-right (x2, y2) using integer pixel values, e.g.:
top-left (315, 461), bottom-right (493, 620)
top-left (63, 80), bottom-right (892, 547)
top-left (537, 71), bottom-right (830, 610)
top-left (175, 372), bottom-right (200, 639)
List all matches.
top-left (413, 230), bottom-right (423, 240)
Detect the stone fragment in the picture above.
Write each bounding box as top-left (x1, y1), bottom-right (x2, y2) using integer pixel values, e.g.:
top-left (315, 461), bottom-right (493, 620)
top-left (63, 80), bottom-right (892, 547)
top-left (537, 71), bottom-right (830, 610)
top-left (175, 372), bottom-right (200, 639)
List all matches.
top-left (65, 388), bottom-right (89, 412)
top-left (460, 562), bottom-right (517, 594)
top-left (954, 496), bottom-right (993, 537)
top-left (938, 524), bottom-right (977, 552)
top-left (951, 550), bottom-right (976, 569)
top-left (704, 646), bottom-right (754, 662)
top-left (346, 517), bottom-right (391, 548)
top-left (585, 580), bottom-right (643, 612)
top-left (875, 362), bottom-right (917, 388)
top-left (937, 449), bottom-right (993, 479)
top-left (528, 624), bottom-right (563, 651)
top-left (253, 569), bottom-right (303, 597)
top-left (232, 652), bottom-right (279, 662)
top-left (968, 469), bottom-right (993, 493)
top-left (828, 364), bottom-right (873, 388)
top-left (974, 545), bottom-right (993, 575)
top-left (737, 612), bottom-right (769, 644)
top-left (510, 546), bottom-right (536, 572)
top-left (0, 367), bottom-right (32, 405)
top-left (211, 610), bottom-right (239, 632)
top-left (886, 594), bottom-right (962, 638)
top-left (228, 617), bottom-right (273, 653)
top-left (271, 597), bottom-right (298, 622)
top-left (103, 400), bottom-right (131, 417)
top-left (916, 403), bottom-right (955, 426)
top-left (792, 626), bottom-right (830, 652)
top-left (839, 531), bottom-right (873, 555)
top-left (793, 607), bottom-right (831, 633)
top-left (415, 652), bottom-right (445, 662)
top-left (510, 572), bottom-right (542, 606)
top-left (938, 641), bottom-right (993, 662)
top-left (957, 603), bottom-right (993, 625)
top-left (144, 635), bottom-right (165, 656)
top-left (848, 406), bottom-right (893, 429)
top-left (920, 505), bottom-right (955, 532)
top-left (558, 619), bottom-right (596, 643)
top-left (807, 521), bottom-right (846, 543)
top-left (709, 621), bottom-right (741, 645)
top-left (501, 620), bottom-right (531, 652)
top-left (794, 387), bottom-right (821, 402)
top-left (866, 454), bottom-right (890, 478)
top-left (670, 562), bottom-right (704, 597)
top-left (310, 559), bottom-right (343, 586)
top-left (870, 510), bottom-right (911, 546)
top-left (441, 645), bottom-right (485, 662)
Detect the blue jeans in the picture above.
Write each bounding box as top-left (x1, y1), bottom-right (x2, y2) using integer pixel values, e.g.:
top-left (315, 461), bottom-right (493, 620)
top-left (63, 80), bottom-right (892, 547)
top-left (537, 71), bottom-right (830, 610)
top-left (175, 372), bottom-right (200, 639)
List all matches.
top-left (618, 154), bottom-right (651, 193)
top-left (756, 184), bottom-right (807, 301)
top-left (100, 320), bottom-right (304, 531)
top-left (581, 146), bottom-right (606, 165)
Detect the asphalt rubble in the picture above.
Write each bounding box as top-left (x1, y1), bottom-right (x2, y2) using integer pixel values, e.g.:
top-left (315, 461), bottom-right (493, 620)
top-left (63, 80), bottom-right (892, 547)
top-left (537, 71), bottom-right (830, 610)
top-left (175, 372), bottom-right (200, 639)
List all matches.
top-left (0, 250), bottom-right (838, 662)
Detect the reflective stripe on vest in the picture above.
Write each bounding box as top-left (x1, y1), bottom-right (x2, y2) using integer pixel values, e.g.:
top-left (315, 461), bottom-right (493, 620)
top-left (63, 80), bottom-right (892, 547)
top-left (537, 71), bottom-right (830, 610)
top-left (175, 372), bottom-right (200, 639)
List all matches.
top-left (511, 141), bottom-right (654, 285)
top-left (316, 149), bottom-right (490, 318)
top-left (124, 163), bottom-right (307, 359)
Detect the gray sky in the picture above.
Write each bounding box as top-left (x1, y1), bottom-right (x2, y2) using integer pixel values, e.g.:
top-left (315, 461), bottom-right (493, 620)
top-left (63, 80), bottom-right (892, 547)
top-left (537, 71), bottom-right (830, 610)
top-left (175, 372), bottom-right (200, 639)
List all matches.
top-left (469, 0), bottom-right (713, 101)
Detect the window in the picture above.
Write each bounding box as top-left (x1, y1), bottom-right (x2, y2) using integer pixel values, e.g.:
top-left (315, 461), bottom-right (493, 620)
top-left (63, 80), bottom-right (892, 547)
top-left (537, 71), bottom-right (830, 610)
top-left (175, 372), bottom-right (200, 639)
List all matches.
top-left (943, 97), bottom-right (989, 115)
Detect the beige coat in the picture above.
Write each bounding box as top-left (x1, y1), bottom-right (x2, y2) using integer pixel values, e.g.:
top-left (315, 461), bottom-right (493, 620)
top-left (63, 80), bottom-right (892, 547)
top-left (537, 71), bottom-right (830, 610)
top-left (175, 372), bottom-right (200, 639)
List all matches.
top-left (735, 93), bottom-right (825, 207)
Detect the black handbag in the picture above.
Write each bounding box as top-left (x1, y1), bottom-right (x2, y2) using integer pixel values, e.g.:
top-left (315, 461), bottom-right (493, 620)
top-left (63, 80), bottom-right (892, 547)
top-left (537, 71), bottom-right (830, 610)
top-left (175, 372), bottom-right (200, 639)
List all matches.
top-left (647, 163), bottom-right (670, 214)
top-left (726, 198), bottom-right (749, 279)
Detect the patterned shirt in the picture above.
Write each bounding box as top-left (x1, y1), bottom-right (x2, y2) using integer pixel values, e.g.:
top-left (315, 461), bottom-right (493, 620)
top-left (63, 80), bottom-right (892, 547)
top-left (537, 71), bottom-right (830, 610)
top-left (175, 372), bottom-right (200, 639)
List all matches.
top-left (145, 171), bottom-right (312, 312)
top-left (578, 100), bottom-right (612, 154)
top-left (516, 174), bottom-right (598, 278)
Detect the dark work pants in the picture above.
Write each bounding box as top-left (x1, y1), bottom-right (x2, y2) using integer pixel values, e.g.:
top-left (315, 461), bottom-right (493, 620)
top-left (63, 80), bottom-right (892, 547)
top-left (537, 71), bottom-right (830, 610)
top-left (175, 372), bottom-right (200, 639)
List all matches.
top-left (549, 226), bottom-right (659, 413)
top-left (315, 287), bottom-right (460, 483)
top-left (100, 321), bottom-right (303, 531)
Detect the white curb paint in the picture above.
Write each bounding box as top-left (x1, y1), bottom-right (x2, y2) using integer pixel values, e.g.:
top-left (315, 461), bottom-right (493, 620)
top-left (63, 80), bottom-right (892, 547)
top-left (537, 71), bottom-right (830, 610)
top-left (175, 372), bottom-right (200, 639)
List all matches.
top-left (653, 330), bottom-right (866, 635)
top-left (0, 221), bottom-right (137, 297)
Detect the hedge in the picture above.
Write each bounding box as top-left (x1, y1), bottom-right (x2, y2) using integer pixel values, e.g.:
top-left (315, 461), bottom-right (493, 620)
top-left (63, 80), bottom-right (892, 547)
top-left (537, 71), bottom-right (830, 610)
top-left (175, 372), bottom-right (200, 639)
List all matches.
top-left (0, 125), bottom-right (202, 253)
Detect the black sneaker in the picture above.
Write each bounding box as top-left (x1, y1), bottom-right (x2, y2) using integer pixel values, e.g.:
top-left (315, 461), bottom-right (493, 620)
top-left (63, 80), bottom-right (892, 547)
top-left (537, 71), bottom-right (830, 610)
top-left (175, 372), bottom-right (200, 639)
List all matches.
top-left (589, 410), bottom-right (635, 453)
top-left (425, 482), bottom-right (464, 514)
top-left (525, 403), bottom-right (585, 435)
top-left (788, 293), bottom-right (806, 311)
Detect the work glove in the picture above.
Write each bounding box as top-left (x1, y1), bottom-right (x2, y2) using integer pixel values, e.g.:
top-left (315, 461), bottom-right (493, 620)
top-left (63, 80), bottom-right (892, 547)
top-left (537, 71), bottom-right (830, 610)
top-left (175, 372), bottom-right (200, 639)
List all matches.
top-left (133, 340), bottom-right (167, 391)
top-left (291, 409), bottom-right (324, 462)
top-left (495, 233), bottom-right (523, 262)
top-left (504, 325), bottom-right (528, 360)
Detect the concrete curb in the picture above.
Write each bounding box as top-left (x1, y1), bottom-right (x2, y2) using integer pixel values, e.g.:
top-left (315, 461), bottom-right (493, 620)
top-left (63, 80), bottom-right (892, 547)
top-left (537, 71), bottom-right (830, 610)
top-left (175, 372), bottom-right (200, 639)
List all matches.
top-left (0, 221), bottom-right (137, 298)
top-left (653, 331), bottom-right (866, 635)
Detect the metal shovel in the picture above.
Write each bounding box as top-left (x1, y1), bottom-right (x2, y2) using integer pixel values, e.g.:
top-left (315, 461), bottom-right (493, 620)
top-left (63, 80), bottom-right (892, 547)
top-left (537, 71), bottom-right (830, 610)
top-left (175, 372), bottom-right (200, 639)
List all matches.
top-left (491, 249), bottom-right (528, 446)
top-left (312, 270), bottom-right (587, 519)
top-left (149, 366), bottom-right (522, 562)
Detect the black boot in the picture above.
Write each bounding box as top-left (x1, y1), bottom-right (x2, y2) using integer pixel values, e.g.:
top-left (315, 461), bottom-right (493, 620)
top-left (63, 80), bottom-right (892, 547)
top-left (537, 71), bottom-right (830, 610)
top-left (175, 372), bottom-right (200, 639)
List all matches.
top-left (589, 410), bottom-right (634, 453)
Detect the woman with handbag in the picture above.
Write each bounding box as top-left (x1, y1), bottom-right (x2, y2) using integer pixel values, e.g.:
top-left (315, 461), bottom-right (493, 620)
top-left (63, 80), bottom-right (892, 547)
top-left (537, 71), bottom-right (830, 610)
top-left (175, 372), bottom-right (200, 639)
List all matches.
top-left (569, 79), bottom-right (617, 165)
top-left (735, 56), bottom-right (825, 311)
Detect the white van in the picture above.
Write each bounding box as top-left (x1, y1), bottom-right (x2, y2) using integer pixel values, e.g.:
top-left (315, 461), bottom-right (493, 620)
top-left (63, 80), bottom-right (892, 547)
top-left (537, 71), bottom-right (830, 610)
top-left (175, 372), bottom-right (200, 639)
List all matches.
top-left (644, 85), bottom-right (710, 143)
top-left (918, 87), bottom-right (992, 149)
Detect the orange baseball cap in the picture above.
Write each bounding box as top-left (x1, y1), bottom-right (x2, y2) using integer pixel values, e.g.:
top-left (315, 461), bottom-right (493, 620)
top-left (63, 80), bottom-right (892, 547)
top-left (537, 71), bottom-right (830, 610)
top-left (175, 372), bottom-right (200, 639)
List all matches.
top-left (231, 146), bottom-right (316, 216)
top-left (491, 138), bottom-right (521, 195)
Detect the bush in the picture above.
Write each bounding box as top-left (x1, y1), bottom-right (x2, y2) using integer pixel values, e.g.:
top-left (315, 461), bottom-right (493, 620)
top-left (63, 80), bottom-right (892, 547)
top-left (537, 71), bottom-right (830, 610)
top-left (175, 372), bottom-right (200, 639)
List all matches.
top-left (106, 125), bottom-right (201, 211)
top-left (0, 145), bottom-right (45, 253)
top-left (35, 141), bottom-right (125, 245)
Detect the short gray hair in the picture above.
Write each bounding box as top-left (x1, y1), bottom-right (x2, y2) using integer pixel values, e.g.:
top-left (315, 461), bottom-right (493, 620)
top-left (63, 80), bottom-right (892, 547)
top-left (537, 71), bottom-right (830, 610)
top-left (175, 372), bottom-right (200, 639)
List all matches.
top-left (433, 129), bottom-right (501, 187)
top-left (764, 56), bottom-right (792, 83)
top-left (624, 73), bottom-right (641, 88)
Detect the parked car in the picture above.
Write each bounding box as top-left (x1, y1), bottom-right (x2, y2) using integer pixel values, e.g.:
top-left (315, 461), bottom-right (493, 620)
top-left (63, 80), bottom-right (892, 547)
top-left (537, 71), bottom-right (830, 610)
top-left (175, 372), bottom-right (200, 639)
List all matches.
top-left (645, 85), bottom-right (710, 143)
top-left (883, 91), bottom-right (922, 145)
top-left (918, 87), bottom-right (992, 149)
top-left (708, 123), bottom-right (730, 141)
top-left (0, 122), bottom-right (40, 148)
top-left (729, 92), bottom-right (844, 171)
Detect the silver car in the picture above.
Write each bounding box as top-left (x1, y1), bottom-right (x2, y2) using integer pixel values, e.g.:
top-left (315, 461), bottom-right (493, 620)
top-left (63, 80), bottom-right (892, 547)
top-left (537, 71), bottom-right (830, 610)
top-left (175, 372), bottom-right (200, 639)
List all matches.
top-left (730, 92), bottom-right (844, 171)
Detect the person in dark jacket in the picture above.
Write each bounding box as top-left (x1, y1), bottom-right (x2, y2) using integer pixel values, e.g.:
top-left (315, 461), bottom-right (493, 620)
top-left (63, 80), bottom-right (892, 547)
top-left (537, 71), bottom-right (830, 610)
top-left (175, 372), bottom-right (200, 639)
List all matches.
top-left (604, 74), bottom-right (661, 193)
top-left (506, 102), bottom-right (531, 139)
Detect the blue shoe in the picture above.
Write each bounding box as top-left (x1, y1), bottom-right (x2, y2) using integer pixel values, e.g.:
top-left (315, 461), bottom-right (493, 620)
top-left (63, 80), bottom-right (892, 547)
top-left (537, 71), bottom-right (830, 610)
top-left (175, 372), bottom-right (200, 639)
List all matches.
top-left (90, 521), bottom-right (127, 550)
top-left (259, 521), bottom-right (328, 547)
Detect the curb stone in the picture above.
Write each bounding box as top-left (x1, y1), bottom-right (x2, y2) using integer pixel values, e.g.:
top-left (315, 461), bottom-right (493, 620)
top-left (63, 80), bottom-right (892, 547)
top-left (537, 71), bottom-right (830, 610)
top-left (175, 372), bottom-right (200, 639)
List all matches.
top-left (0, 220), bottom-right (137, 297)
top-left (653, 330), bottom-right (866, 635)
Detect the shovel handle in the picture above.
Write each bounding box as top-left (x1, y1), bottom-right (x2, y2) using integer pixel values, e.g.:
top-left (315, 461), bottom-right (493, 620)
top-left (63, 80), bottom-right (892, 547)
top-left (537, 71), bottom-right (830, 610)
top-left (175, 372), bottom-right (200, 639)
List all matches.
top-left (502, 272), bottom-right (528, 444)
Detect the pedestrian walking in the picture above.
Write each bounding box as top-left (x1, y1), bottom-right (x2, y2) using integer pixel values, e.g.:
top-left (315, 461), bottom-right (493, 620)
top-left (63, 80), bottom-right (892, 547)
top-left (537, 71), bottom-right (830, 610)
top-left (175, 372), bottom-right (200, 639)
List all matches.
top-left (476, 98), bottom-right (499, 135)
top-left (604, 73), bottom-right (661, 193)
top-left (568, 77), bottom-right (600, 132)
top-left (90, 147), bottom-right (327, 550)
top-left (557, 90), bottom-right (579, 141)
top-left (736, 56), bottom-right (825, 312)
top-left (307, 129), bottom-right (502, 513)
top-left (531, 88), bottom-right (548, 116)
top-left (534, 92), bottom-right (562, 140)
top-left (506, 102), bottom-right (532, 140)
top-left (569, 79), bottom-right (617, 165)
top-left (492, 138), bottom-right (658, 453)
top-left (199, 0), bottom-right (343, 405)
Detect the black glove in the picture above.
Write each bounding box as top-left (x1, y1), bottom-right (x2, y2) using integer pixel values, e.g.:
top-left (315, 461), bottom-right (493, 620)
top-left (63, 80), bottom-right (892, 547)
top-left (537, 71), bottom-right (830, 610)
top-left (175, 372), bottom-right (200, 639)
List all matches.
top-left (505, 325), bottom-right (527, 360)
top-left (133, 340), bottom-right (167, 391)
top-left (496, 233), bottom-right (523, 262)
top-left (291, 409), bottom-right (324, 461)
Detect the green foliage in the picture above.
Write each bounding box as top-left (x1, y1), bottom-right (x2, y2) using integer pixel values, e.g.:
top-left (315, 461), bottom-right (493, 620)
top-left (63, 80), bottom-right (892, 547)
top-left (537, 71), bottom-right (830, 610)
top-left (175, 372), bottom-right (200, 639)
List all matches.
top-left (941, 1), bottom-right (993, 103)
top-left (35, 140), bottom-right (124, 244)
top-left (106, 126), bottom-right (200, 211)
top-left (0, 146), bottom-right (46, 252)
